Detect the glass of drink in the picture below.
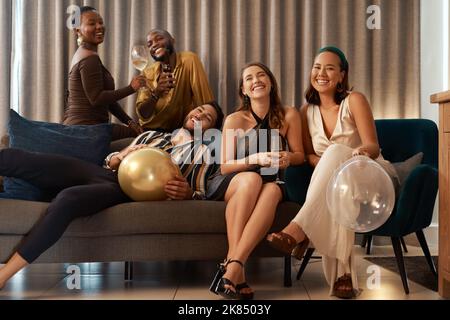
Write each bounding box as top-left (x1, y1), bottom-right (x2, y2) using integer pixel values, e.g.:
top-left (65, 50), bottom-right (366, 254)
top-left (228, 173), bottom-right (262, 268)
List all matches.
top-left (131, 45), bottom-right (149, 74)
top-left (272, 134), bottom-right (285, 185)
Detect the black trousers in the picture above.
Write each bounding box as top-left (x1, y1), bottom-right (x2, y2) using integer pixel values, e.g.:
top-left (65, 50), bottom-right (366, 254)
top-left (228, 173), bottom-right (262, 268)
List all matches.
top-left (0, 148), bottom-right (130, 263)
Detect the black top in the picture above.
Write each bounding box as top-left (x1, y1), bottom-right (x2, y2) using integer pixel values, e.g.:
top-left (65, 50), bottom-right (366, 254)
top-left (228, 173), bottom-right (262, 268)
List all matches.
top-left (64, 55), bottom-right (134, 126)
top-left (206, 110), bottom-right (287, 200)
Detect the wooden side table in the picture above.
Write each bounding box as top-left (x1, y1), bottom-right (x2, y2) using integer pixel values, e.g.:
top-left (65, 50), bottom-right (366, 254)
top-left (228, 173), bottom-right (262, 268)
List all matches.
top-left (431, 90), bottom-right (450, 298)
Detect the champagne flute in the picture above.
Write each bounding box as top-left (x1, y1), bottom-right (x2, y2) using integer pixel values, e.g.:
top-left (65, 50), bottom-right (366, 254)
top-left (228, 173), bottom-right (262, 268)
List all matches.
top-left (131, 45), bottom-right (149, 94)
top-left (272, 134), bottom-right (285, 185)
top-left (131, 45), bottom-right (149, 74)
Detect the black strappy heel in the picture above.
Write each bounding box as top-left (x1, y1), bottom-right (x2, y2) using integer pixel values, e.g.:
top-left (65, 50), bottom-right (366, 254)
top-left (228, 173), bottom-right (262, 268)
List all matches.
top-left (209, 259), bottom-right (228, 294)
top-left (236, 282), bottom-right (254, 300)
top-left (213, 260), bottom-right (244, 300)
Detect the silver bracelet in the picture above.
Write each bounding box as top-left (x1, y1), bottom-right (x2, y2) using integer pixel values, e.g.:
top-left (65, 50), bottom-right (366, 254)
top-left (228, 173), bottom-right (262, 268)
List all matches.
top-left (104, 152), bottom-right (120, 170)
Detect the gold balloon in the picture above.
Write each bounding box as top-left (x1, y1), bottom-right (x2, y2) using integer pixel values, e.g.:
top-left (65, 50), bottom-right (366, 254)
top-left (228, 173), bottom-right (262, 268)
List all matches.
top-left (118, 147), bottom-right (181, 201)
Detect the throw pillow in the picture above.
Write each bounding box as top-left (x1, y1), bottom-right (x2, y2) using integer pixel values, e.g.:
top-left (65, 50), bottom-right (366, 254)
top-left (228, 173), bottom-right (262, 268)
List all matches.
top-left (392, 152), bottom-right (424, 189)
top-left (0, 135), bottom-right (8, 192)
top-left (0, 109), bottom-right (112, 201)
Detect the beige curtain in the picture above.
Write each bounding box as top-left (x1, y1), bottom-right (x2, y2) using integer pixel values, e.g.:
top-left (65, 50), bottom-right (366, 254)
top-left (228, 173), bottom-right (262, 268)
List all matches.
top-left (0, 0), bottom-right (12, 136)
top-left (4, 0), bottom-right (420, 132)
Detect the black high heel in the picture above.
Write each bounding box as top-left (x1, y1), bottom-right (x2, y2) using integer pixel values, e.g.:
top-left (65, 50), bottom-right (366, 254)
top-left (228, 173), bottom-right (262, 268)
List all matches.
top-left (214, 260), bottom-right (244, 300)
top-left (236, 282), bottom-right (254, 300)
top-left (209, 260), bottom-right (227, 294)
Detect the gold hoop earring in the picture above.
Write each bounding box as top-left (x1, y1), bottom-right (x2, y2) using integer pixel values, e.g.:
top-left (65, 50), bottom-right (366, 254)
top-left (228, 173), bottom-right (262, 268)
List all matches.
top-left (77, 35), bottom-right (84, 47)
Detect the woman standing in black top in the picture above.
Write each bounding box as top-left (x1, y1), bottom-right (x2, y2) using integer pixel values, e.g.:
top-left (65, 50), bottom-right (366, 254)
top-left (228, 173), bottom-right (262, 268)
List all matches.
top-left (63, 6), bottom-right (146, 140)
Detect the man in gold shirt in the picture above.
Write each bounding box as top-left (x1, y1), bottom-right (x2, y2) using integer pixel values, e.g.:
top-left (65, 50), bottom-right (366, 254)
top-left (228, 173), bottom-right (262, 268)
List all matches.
top-left (136, 29), bottom-right (214, 132)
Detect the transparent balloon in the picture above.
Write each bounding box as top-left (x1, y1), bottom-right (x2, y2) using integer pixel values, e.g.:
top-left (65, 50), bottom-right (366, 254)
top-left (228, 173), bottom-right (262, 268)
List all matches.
top-left (326, 156), bottom-right (395, 233)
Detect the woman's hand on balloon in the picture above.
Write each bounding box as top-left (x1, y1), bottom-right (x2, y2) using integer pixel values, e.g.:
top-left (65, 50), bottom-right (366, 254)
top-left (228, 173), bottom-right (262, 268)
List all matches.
top-left (352, 147), bottom-right (370, 157)
top-left (119, 144), bottom-right (148, 160)
top-left (165, 176), bottom-right (193, 200)
top-left (110, 145), bottom-right (147, 170)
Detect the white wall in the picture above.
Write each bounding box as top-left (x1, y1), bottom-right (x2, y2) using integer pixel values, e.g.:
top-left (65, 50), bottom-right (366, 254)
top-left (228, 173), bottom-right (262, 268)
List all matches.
top-left (420, 0), bottom-right (449, 232)
top-left (421, 0), bottom-right (447, 123)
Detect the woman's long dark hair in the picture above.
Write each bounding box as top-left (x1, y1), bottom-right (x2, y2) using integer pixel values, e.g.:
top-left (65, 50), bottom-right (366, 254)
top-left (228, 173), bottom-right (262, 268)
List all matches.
top-left (304, 49), bottom-right (351, 106)
top-left (236, 62), bottom-right (285, 129)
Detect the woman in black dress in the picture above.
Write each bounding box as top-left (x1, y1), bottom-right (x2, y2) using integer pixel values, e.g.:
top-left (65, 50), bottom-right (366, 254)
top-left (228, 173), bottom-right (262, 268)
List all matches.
top-left (208, 62), bottom-right (305, 299)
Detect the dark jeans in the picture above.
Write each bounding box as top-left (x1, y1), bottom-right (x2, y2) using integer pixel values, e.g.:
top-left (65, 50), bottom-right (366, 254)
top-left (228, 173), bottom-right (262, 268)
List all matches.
top-left (0, 148), bottom-right (130, 263)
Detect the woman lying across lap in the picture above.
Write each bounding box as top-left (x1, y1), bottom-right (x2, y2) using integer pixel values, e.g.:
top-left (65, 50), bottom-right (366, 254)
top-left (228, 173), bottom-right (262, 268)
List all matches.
top-left (208, 62), bottom-right (305, 300)
top-left (267, 47), bottom-right (398, 299)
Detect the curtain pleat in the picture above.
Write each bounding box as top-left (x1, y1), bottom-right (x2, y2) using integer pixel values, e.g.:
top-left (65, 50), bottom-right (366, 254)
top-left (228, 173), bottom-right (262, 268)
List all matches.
top-left (5, 0), bottom-right (420, 130)
top-left (0, 0), bottom-right (12, 136)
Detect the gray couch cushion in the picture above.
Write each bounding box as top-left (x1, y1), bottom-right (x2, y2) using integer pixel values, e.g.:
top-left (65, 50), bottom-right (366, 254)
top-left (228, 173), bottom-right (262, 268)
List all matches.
top-left (0, 199), bottom-right (300, 237)
top-left (0, 199), bottom-right (48, 234)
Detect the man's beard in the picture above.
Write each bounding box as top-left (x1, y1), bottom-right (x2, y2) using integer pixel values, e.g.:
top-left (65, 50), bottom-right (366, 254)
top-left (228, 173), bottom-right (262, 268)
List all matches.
top-left (182, 121), bottom-right (194, 135)
top-left (152, 43), bottom-right (175, 62)
top-left (182, 118), bottom-right (205, 136)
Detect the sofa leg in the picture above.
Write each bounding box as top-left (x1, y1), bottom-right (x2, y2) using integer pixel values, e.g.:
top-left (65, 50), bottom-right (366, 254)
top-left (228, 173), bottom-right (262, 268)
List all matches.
top-left (124, 261), bottom-right (134, 281)
top-left (284, 256), bottom-right (292, 287)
